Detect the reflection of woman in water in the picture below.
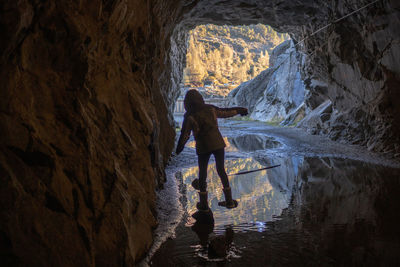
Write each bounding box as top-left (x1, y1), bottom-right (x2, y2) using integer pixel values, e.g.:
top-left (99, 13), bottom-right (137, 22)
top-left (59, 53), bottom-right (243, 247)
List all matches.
top-left (191, 210), bottom-right (234, 259)
top-left (176, 89), bottom-right (248, 211)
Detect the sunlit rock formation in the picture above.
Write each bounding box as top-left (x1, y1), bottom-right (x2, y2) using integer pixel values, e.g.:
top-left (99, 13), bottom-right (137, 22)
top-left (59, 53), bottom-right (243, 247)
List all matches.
top-left (227, 40), bottom-right (306, 124)
top-left (0, 0), bottom-right (399, 265)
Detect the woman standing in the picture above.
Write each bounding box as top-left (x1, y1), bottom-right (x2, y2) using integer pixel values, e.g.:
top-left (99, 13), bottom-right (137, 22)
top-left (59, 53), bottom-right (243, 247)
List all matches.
top-left (176, 90), bottom-right (248, 211)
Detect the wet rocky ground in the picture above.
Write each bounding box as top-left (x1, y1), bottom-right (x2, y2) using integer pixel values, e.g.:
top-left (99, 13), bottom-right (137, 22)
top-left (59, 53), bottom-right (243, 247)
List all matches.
top-left (143, 117), bottom-right (400, 266)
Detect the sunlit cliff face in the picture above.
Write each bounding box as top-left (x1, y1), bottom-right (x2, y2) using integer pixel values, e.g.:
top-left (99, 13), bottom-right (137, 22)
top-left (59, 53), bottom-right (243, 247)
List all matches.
top-left (0, 0), bottom-right (399, 265)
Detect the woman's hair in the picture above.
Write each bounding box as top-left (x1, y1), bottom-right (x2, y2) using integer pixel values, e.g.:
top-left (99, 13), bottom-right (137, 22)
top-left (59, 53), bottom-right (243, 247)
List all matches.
top-left (184, 89), bottom-right (205, 113)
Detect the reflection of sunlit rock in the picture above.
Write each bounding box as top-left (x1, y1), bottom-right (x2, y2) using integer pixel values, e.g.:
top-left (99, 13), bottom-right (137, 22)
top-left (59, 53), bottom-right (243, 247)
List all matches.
top-left (256, 156), bottom-right (302, 194)
top-left (179, 152), bottom-right (400, 251)
top-left (229, 134), bottom-right (282, 152)
top-left (180, 157), bottom-right (291, 231)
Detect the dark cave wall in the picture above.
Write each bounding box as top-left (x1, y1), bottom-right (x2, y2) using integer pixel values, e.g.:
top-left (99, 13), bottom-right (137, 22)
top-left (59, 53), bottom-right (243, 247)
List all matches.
top-left (0, 0), bottom-right (177, 265)
top-left (0, 0), bottom-right (399, 266)
top-left (297, 0), bottom-right (400, 154)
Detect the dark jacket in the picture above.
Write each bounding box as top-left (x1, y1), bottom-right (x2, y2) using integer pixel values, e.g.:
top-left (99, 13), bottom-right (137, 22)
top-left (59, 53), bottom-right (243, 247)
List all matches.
top-left (176, 104), bottom-right (243, 154)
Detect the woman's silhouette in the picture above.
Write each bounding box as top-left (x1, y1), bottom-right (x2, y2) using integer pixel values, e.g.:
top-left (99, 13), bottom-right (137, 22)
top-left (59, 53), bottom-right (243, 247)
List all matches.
top-left (176, 89), bottom-right (248, 211)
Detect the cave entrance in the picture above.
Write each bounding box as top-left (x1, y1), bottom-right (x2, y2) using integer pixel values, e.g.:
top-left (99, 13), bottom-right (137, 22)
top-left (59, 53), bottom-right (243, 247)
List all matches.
top-left (154, 1), bottom-right (400, 264)
top-left (181, 24), bottom-right (289, 97)
top-left (174, 24), bottom-right (304, 127)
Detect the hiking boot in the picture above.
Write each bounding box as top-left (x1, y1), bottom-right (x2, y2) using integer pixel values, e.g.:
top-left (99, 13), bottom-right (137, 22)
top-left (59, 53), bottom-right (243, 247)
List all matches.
top-left (218, 187), bottom-right (238, 209)
top-left (196, 191), bottom-right (210, 212)
top-left (191, 178), bottom-right (200, 190)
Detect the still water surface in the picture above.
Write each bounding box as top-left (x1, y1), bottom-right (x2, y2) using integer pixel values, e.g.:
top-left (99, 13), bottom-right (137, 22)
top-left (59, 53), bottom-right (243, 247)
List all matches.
top-left (151, 134), bottom-right (400, 266)
top-left (181, 156), bottom-right (290, 233)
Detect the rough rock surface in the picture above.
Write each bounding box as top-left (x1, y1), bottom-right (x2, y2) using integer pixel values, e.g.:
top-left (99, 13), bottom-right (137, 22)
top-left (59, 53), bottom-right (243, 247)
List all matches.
top-left (298, 100), bottom-right (333, 135)
top-left (1, 0), bottom-right (399, 266)
top-left (228, 40), bottom-right (305, 123)
top-left (0, 0), bottom-right (176, 265)
top-left (296, 1), bottom-right (400, 154)
top-left (226, 67), bottom-right (272, 113)
top-left (251, 40), bottom-right (305, 123)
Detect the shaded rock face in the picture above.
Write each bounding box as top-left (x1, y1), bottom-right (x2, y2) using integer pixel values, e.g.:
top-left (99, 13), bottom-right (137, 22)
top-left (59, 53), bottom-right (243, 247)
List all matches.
top-left (0, 0), bottom-right (177, 265)
top-left (227, 40), bottom-right (306, 124)
top-left (297, 1), bottom-right (400, 154)
top-left (0, 0), bottom-right (399, 266)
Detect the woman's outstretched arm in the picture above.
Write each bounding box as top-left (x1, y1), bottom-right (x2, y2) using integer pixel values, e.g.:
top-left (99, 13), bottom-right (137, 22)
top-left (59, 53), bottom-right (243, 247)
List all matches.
top-left (213, 106), bottom-right (248, 118)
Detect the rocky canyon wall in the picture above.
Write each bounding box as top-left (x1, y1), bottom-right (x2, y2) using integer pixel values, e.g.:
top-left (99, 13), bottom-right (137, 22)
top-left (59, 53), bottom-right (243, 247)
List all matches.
top-left (0, 0), bottom-right (399, 266)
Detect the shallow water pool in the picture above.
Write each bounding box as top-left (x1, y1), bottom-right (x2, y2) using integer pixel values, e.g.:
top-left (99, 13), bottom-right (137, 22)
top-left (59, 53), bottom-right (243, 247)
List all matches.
top-left (149, 121), bottom-right (400, 266)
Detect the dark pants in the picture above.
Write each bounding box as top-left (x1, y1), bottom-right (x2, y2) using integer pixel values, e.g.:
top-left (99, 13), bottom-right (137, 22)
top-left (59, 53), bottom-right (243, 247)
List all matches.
top-left (198, 148), bottom-right (229, 192)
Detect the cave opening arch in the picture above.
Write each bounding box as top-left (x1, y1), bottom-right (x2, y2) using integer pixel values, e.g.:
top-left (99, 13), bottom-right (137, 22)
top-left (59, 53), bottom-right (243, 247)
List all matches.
top-left (166, 0), bottom-right (400, 155)
top-left (173, 23), bottom-right (303, 126)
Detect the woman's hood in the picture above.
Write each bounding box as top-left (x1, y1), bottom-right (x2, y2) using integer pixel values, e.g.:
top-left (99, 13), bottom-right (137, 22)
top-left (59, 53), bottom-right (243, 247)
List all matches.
top-left (184, 89), bottom-right (205, 113)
